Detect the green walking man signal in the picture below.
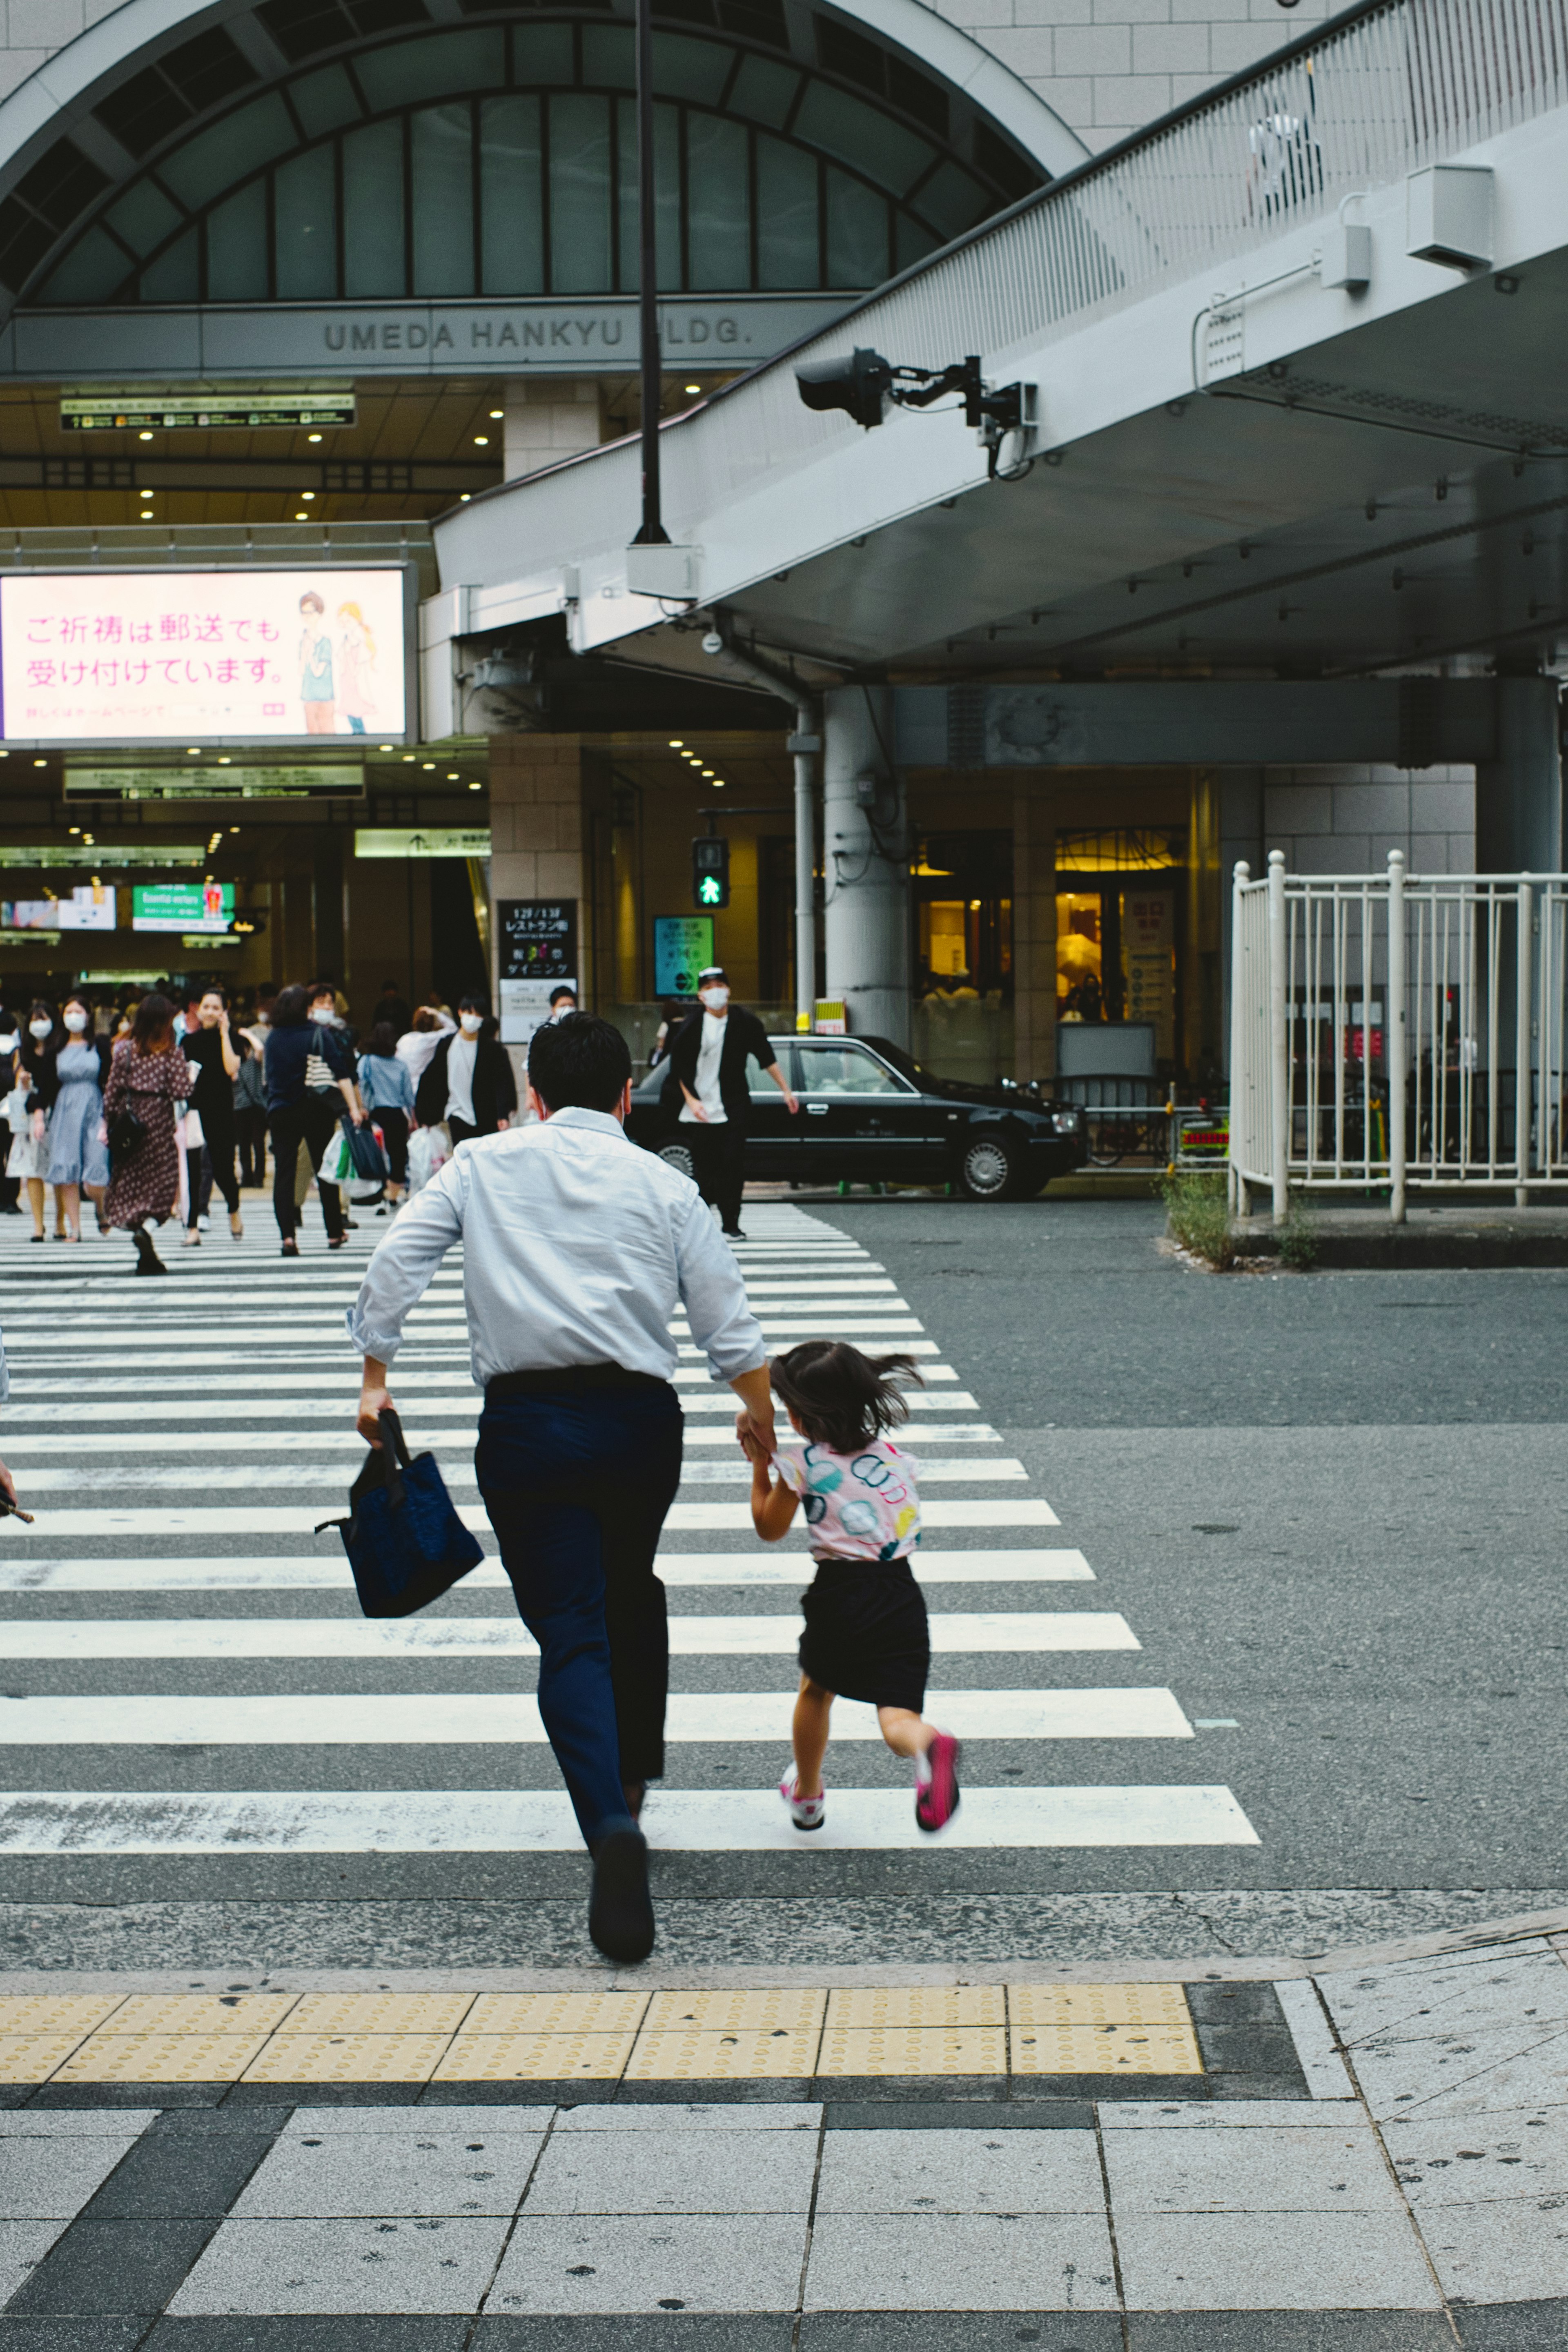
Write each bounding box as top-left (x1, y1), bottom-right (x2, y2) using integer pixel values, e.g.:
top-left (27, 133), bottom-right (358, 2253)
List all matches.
top-left (692, 835), bottom-right (729, 909)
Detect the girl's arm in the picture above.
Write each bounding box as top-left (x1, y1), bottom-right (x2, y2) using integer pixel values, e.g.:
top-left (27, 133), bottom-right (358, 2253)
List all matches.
top-left (743, 1431), bottom-right (800, 1543)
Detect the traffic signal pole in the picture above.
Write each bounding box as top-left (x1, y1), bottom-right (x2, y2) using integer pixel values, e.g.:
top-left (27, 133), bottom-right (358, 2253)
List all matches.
top-left (633, 0), bottom-right (668, 549)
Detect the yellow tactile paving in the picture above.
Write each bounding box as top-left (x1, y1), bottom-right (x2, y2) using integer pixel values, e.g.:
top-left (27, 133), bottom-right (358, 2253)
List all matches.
top-left (825, 1987), bottom-right (1006, 2029)
top-left (434, 2032), bottom-right (641, 2082)
top-left (641, 1988), bottom-right (826, 2034)
top-left (818, 2025), bottom-right (1008, 2076)
top-left (243, 2033), bottom-right (452, 2084)
top-left (0, 1994), bottom-right (127, 2038)
top-left (463, 1991), bottom-right (650, 2036)
top-left (1007, 1982), bottom-right (1194, 2027)
top-left (53, 2033), bottom-right (273, 2084)
top-left (625, 2028), bottom-right (820, 2080)
top-left (281, 1992), bottom-right (476, 2036)
top-left (100, 1993), bottom-right (300, 2037)
top-left (0, 2034), bottom-right (104, 2084)
top-left (1010, 2022), bottom-right (1203, 2075)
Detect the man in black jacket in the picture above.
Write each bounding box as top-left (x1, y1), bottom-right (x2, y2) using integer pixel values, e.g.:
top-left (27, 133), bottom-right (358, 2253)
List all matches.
top-left (659, 966), bottom-right (798, 1238)
top-left (414, 993), bottom-right (518, 1143)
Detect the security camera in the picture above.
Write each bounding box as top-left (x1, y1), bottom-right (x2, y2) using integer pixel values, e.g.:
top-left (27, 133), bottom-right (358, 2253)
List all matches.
top-left (701, 630), bottom-right (725, 656)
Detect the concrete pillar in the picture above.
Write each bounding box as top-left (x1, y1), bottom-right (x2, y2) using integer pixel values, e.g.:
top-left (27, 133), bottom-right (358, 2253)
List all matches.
top-left (823, 685), bottom-right (909, 1049)
top-left (1011, 780), bottom-right (1057, 1085)
top-left (503, 381), bottom-right (604, 481)
top-left (1476, 677), bottom-right (1563, 872)
top-left (487, 734), bottom-right (611, 1096)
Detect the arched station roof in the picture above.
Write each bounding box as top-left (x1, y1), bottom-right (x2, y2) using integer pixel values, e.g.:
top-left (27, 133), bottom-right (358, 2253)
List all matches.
top-left (0, 0), bottom-right (1085, 321)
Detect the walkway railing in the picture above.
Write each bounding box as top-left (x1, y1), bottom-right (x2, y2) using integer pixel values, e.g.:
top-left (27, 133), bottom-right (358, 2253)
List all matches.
top-left (1229, 849), bottom-right (1568, 1220)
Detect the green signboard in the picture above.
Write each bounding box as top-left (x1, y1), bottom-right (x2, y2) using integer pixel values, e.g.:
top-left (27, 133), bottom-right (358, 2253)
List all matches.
top-left (133, 882), bottom-right (234, 933)
top-left (654, 915), bottom-right (714, 998)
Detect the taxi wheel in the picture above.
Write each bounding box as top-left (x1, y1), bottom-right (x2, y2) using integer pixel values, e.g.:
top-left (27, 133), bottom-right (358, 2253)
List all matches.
top-left (657, 1140), bottom-right (696, 1182)
top-left (957, 1134), bottom-right (1021, 1201)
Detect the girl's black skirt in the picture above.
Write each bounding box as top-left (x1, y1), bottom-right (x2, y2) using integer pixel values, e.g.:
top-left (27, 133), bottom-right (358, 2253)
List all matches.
top-left (797, 1556), bottom-right (930, 1713)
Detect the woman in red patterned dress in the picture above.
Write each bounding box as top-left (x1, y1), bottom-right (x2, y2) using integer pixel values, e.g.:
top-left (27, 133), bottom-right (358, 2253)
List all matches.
top-left (103, 994), bottom-right (197, 1276)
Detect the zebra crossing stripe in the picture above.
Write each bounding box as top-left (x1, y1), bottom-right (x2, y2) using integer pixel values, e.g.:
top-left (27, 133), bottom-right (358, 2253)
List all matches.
top-left (0, 1547), bottom-right (1091, 1592)
top-left (0, 1497), bottom-right (1060, 1535)
top-left (0, 1785), bottom-right (1260, 1851)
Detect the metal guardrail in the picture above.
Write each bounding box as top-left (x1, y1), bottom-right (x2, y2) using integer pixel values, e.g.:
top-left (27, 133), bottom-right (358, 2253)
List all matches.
top-left (438, 0), bottom-right (1568, 585)
top-left (1230, 848), bottom-right (1568, 1221)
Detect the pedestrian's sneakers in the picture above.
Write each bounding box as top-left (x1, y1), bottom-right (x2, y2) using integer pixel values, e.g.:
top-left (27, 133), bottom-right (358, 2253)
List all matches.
top-left (780, 1767), bottom-right (826, 1832)
top-left (915, 1732), bottom-right (961, 1833)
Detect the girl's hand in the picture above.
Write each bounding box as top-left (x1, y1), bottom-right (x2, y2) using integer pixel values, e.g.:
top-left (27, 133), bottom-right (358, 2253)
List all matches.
top-left (738, 1425), bottom-right (768, 1465)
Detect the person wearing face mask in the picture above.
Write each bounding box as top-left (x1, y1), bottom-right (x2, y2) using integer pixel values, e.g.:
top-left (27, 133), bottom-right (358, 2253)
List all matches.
top-left (181, 988), bottom-right (243, 1246)
top-left (660, 967), bottom-right (799, 1240)
top-left (548, 986), bottom-right (577, 1021)
top-left (264, 983), bottom-right (365, 1256)
top-left (0, 1014), bottom-right (22, 1214)
top-left (11, 1003), bottom-right (66, 1242)
top-left (414, 994), bottom-right (517, 1146)
top-left (43, 995), bottom-right (111, 1243)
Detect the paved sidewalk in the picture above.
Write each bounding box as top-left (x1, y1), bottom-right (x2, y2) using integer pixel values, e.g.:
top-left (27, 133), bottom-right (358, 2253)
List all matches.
top-left (1, 1911), bottom-right (1565, 2344)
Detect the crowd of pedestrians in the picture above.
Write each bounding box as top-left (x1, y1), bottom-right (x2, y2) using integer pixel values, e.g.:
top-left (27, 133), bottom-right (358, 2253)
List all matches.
top-left (0, 976), bottom-right (517, 1272)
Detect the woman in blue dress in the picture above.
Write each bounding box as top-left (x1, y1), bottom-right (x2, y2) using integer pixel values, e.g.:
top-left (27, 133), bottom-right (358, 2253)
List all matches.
top-left (43, 993), bottom-right (111, 1243)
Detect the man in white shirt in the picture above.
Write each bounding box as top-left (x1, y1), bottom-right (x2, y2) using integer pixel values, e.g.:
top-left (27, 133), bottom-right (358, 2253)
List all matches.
top-left (665, 965), bottom-right (798, 1239)
top-left (348, 1013), bottom-right (772, 1966)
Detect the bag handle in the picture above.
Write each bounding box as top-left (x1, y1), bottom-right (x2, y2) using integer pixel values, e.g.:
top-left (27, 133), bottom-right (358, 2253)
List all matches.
top-left (378, 1405), bottom-right (413, 1470)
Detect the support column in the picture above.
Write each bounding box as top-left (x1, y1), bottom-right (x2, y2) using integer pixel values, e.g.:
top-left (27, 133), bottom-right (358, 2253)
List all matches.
top-left (1011, 779), bottom-right (1056, 1084)
top-left (487, 734), bottom-right (601, 1097)
top-left (823, 685), bottom-right (909, 1049)
top-left (1476, 676), bottom-right (1563, 872)
top-left (503, 382), bottom-right (604, 481)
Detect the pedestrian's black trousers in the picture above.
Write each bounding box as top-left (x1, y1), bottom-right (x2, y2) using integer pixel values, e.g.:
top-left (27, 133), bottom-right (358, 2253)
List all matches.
top-left (188, 1112), bottom-right (239, 1225)
top-left (687, 1118), bottom-right (746, 1233)
top-left (236, 1107), bottom-right (268, 1186)
top-left (267, 1094), bottom-right (344, 1240)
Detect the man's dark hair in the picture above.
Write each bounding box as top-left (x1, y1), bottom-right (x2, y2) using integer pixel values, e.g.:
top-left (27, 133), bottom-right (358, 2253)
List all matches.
top-left (272, 984), bottom-right (309, 1027)
top-left (528, 1012), bottom-right (631, 1114)
top-left (459, 992), bottom-right (488, 1015)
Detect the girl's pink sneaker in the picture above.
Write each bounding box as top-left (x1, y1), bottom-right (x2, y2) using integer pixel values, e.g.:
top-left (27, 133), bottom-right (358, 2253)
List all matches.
top-left (915, 1733), bottom-right (962, 1832)
top-left (779, 1767), bottom-right (826, 1831)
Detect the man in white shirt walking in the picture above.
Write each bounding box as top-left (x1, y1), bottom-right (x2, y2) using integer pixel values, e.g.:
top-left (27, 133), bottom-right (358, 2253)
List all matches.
top-left (662, 965), bottom-right (798, 1239)
top-left (348, 1013), bottom-right (772, 1964)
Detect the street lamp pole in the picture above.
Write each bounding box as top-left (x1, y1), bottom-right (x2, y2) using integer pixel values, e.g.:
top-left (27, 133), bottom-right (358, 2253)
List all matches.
top-left (634, 0), bottom-right (668, 547)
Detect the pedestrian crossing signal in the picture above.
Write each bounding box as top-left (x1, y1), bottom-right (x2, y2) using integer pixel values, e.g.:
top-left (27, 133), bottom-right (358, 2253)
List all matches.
top-left (692, 836), bottom-right (729, 909)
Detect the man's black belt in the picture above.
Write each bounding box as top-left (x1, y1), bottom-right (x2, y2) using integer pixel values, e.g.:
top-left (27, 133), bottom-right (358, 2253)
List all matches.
top-left (486, 1364), bottom-right (670, 1399)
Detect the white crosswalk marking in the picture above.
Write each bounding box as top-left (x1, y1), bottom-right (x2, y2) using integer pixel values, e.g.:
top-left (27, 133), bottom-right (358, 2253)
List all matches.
top-left (0, 1196), bottom-right (1257, 1862)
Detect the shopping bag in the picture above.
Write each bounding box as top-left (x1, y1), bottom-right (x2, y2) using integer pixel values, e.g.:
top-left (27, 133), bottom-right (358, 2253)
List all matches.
top-left (316, 1125), bottom-right (354, 1186)
top-left (316, 1407), bottom-right (483, 1618)
top-left (405, 1123), bottom-right (451, 1194)
top-left (342, 1115), bottom-right (389, 1183)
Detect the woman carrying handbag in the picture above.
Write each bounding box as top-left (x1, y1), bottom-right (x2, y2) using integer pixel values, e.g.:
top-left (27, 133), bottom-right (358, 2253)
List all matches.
top-left (263, 983), bottom-right (365, 1256)
top-left (102, 995), bottom-right (197, 1276)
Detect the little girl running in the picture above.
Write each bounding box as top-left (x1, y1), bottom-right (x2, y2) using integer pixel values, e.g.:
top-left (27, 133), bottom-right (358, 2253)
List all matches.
top-left (743, 1339), bottom-right (960, 1834)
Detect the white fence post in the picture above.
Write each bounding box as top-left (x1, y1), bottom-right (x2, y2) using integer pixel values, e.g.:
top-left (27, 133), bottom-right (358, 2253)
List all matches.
top-left (1517, 874), bottom-right (1534, 1207)
top-left (1387, 849), bottom-right (1407, 1225)
top-left (1267, 848), bottom-right (1289, 1223)
top-left (1229, 860), bottom-right (1250, 1217)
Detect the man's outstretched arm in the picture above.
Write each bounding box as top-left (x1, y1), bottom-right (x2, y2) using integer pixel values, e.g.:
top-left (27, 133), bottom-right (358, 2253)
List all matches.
top-left (345, 1168), bottom-right (463, 1443)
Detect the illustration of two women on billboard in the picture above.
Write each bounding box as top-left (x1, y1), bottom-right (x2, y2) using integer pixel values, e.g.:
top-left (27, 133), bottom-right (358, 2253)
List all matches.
top-left (298, 590), bottom-right (379, 734)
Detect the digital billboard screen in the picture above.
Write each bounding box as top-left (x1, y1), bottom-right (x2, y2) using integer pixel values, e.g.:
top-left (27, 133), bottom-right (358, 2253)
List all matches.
top-left (0, 569), bottom-right (409, 746)
top-left (1, 886), bottom-right (115, 932)
top-left (133, 882), bottom-right (234, 934)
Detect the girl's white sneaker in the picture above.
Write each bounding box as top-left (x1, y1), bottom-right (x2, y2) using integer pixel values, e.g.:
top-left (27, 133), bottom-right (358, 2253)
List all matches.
top-left (779, 1767), bottom-right (826, 1832)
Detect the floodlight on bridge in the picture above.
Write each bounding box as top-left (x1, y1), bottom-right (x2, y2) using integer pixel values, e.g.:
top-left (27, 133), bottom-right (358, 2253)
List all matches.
top-left (794, 347), bottom-right (1036, 479)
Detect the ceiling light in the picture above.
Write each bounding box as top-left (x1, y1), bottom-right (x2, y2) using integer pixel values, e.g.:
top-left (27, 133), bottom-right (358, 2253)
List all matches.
top-left (140, 512), bottom-right (154, 521)
top-left (702, 768), bottom-right (715, 777)
top-left (68, 826), bottom-right (78, 835)
top-left (82, 835), bottom-right (94, 845)
top-left (474, 435), bottom-right (489, 446)
top-left (218, 756), bottom-right (231, 765)
top-left (307, 432), bottom-right (323, 443)
top-left (229, 825), bottom-right (239, 833)
top-left (468, 779), bottom-right (481, 791)
top-left (446, 770), bottom-right (459, 779)
top-left (489, 408), bottom-right (503, 419)
top-left (187, 747), bottom-right (200, 755)
top-left (32, 758), bottom-right (45, 768)
top-left (712, 778), bottom-right (725, 787)
top-left (138, 430), bottom-right (153, 441)
top-left (684, 383), bottom-right (701, 394)
top-left (139, 489), bottom-right (154, 501)
top-left (379, 744), bottom-right (393, 751)
top-left (294, 511), bottom-right (308, 520)
top-left (669, 738), bottom-right (684, 748)
top-left (422, 760), bottom-right (435, 770)
top-left (402, 753), bottom-right (415, 763)
top-left (300, 491), bottom-right (316, 501)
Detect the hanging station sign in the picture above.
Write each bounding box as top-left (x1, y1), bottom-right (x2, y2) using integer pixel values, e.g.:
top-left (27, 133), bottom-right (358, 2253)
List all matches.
top-left (133, 882), bottom-right (235, 933)
top-left (66, 766), bottom-right (363, 800)
top-left (353, 828), bottom-right (490, 859)
top-left (499, 898), bottom-right (577, 1048)
top-left (60, 385), bottom-right (358, 432)
top-left (0, 568), bottom-right (411, 745)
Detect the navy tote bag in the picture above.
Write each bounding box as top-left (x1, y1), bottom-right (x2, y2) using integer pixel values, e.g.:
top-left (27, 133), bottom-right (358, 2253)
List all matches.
top-left (318, 1406), bottom-right (483, 1618)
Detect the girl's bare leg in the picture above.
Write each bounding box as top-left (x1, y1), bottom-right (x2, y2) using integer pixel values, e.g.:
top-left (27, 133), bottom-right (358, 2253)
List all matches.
top-left (877, 1706), bottom-right (938, 1764)
top-left (24, 1177), bottom-right (43, 1238)
top-left (87, 1183), bottom-right (107, 1231)
top-left (58, 1181), bottom-right (81, 1240)
top-left (793, 1675), bottom-right (834, 1797)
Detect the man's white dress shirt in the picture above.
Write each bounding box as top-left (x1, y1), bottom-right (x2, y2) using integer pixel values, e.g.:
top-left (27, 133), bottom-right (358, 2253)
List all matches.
top-left (346, 1105), bottom-right (765, 1389)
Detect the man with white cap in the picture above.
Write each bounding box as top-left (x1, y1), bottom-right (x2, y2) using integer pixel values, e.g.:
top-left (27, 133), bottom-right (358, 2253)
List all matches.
top-left (660, 965), bottom-right (798, 1240)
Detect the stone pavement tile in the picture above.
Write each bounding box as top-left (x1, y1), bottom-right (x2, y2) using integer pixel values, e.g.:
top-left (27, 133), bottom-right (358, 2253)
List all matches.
top-left (6, 2216), bottom-right (218, 2314)
top-left (1114, 2212), bottom-right (1441, 2311)
top-left (31, 2083), bottom-right (225, 2111)
top-left (166, 2216), bottom-right (508, 2316)
top-left (490, 2212), bottom-right (806, 2312)
top-left (1349, 2023), bottom-right (1568, 2124)
top-left (586, 2079), bottom-right (815, 2108)
top-left (1453, 2297), bottom-right (1568, 2349)
top-left (1122, 2317), bottom-right (1453, 2350)
top-left (524, 2127), bottom-right (816, 2214)
top-left (87, 2125), bottom-right (280, 2218)
top-left (554, 2103), bottom-right (818, 2132)
top-left (1274, 1982), bottom-right (1356, 2101)
top-left (1101, 2100), bottom-right (1365, 2130)
top-left (0, 2113), bottom-right (158, 2137)
top-left (1103, 2120), bottom-right (1402, 2213)
top-left (824, 2101), bottom-right (1094, 2131)
top-left (291, 2105), bottom-right (552, 2134)
top-left (1385, 2100), bottom-right (1568, 2204)
top-left (1415, 2194), bottom-right (1568, 2305)
top-left (0, 2320), bottom-right (151, 2352)
top-left (1319, 1948), bottom-right (1568, 2049)
top-left (800, 2319), bottom-right (1121, 2352)
top-left (813, 2126), bottom-right (1104, 2213)
top-left (474, 2319), bottom-right (794, 2349)
top-left (1190, 2025), bottom-right (1303, 2077)
top-left (145, 2321), bottom-right (474, 2349)
top-left (1185, 1985), bottom-right (1287, 2026)
top-left (803, 2212), bottom-right (1118, 2310)
top-left (0, 2223), bottom-right (67, 2305)
top-left (232, 2127), bottom-right (545, 2218)
top-left (0, 2134), bottom-right (140, 2217)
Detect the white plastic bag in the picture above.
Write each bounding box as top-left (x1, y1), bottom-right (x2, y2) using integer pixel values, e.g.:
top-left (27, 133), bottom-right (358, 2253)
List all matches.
top-left (405, 1122), bottom-right (450, 1194)
top-left (316, 1125), bottom-right (354, 1187)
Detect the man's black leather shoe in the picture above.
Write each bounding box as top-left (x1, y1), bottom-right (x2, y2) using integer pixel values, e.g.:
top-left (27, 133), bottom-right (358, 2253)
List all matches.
top-left (588, 1817), bottom-right (655, 1964)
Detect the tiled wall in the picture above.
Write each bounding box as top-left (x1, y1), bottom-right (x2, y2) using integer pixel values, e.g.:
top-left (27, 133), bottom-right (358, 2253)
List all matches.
top-left (1261, 766), bottom-right (1478, 880)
